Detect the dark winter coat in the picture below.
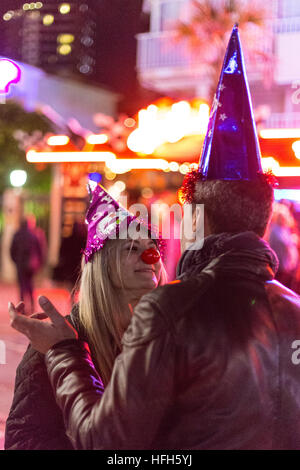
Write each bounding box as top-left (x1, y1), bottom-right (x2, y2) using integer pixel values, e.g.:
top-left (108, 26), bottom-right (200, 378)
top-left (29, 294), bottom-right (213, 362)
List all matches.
top-left (4, 305), bottom-right (95, 450)
top-left (44, 232), bottom-right (300, 449)
top-left (10, 222), bottom-right (43, 274)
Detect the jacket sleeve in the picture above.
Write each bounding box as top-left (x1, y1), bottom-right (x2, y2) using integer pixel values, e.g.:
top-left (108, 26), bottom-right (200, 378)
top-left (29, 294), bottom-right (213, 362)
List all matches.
top-left (45, 296), bottom-right (175, 450)
top-left (5, 344), bottom-right (74, 450)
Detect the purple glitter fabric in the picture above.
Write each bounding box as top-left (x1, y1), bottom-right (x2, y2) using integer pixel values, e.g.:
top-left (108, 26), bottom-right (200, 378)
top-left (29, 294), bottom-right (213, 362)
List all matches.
top-left (83, 185), bottom-right (164, 262)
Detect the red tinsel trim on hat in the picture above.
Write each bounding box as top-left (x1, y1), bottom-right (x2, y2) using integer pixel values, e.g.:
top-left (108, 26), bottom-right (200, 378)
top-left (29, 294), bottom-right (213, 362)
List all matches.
top-left (179, 169), bottom-right (278, 205)
top-left (179, 169), bottom-right (205, 204)
top-left (258, 170), bottom-right (278, 188)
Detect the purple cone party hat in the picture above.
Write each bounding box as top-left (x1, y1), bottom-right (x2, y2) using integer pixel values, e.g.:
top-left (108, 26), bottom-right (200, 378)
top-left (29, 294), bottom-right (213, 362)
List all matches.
top-left (83, 183), bottom-right (162, 263)
top-left (199, 24), bottom-right (263, 180)
top-left (180, 24), bottom-right (276, 204)
top-left (199, 24), bottom-right (262, 180)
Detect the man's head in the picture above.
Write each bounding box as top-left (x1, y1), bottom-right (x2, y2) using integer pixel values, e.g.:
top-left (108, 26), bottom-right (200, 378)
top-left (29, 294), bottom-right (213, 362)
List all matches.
top-left (180, 175), bottom-right (274, 253)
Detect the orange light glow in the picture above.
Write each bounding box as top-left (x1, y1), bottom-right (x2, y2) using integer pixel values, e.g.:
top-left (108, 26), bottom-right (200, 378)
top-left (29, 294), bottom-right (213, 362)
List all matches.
top-left (26, 149), bottom-right (116, 163)
top-left (260, 129), bottom-right (300, 139)
top-left (127, 98), bottom-right (210, 155)
top-left (47, 135), bottom-right (70, 146)
top-left (261, 156), bottom-right (300, 176)
top-left (292, 140), bottom-right (300, 159)
top-left (261, 157), bottom-right (281, 172)
top-left (86, 134), bottom-right (109, 145)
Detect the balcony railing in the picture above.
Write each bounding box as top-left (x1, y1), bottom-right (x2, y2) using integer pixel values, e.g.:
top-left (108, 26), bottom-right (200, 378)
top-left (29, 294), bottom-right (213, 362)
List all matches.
top-left (265, 112), bottom-right (300, 129)
top-left (273, 16), bottom-right (300, 32)
top-left (137, 28), bottom-right (271, 74)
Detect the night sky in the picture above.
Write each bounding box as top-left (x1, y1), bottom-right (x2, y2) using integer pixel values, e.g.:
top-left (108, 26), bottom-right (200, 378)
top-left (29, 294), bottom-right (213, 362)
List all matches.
top-left (0, 0), bottom-right (160, 114)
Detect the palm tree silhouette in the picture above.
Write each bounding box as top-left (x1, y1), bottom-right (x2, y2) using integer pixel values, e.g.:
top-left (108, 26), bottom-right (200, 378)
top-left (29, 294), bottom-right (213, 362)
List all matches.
top-left (175, 0), bottom-right (274, 102)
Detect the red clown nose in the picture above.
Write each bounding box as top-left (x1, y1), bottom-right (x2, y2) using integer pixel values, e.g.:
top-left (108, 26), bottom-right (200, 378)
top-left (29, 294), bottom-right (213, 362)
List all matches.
top-left (141, 248), bottom-right (160, 265)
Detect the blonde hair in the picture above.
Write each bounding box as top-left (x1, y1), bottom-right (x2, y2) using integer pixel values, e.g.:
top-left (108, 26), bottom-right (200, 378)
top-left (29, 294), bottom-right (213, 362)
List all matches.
top-left (79, 238), bottom-right (167, 386)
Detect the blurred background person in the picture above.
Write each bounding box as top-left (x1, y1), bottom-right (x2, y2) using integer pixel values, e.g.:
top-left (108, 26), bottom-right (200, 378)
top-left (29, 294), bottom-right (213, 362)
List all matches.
top-left (265, 202), bottom-right (300, 290)
top-left (26, 213), bottom-right (48, 273)
top-left (10, 217), bottom-right (43, 314)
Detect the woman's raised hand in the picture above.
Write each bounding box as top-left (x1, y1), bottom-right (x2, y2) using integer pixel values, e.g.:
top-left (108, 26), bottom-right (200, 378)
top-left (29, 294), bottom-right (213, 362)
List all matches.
top-left (9, 296), bottom-right (78, 354)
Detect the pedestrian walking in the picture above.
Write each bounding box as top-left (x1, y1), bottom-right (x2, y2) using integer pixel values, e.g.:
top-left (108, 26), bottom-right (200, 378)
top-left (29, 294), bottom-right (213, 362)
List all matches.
top-left (10, 217), bottom-right (43, 314)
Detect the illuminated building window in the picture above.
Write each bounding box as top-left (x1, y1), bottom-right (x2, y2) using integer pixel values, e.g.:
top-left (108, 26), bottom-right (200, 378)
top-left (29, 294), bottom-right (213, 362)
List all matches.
top-left (29, 2), bottom-right (35, 9)
top-left (23, 3), bottom-right (30, 10)
top-left (79, 64), bottom-right (91, 74)
top-left (43, 14), bottom-right (54, 25)
top-left (57, 34), bottom-right (75, 44)
top-left (79, 4), bottom-right (88, 13)
top-left (59, 3), bottom-right (71, 14)
top-left (81, 36), bottom-right (94, 47)
top-left (80, 55), bottom-right (94, 65)
top-left (3, 12), bottom-right (14, 21)
top-left (35, 2), bottom-right (43, 8)
top-left (57, 44), bottom-right (72, 55)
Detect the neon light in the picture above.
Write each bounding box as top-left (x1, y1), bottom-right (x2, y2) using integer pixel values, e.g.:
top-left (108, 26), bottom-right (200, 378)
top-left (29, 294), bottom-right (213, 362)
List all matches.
top-left (26, 150), bottom-right (116, 163)
top-left (275, 167), bottom-right (300, 177)
top-left (292, 140), bottom-right (300, 159)
top-left (261, 157), bottom-right (300, 176)
top-left (106, 158), bottom-right (169, 174)
top-left (25, 149), bottom-right (300, 176)
top-left (0, 59), bottom-right (21, 94)
top-left (86, 134), bottom-right (108, 145)
top-left (274, 190), bottom-right (300, 201)
top-left (260, 129), bottom-right (300, 139)
top-left (47, 135), bottom-right (70, 146)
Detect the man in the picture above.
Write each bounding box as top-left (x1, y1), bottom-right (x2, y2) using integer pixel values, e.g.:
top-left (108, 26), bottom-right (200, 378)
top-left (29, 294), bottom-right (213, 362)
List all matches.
top-left (10, 217), bottom-right (43, 314)
top-left (9, 25), bottom-right (300, 450)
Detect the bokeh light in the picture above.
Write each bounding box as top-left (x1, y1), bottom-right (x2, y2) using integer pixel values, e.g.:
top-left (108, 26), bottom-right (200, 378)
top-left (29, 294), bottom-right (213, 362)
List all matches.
top-left (59, 3), bottom-right (71, 14)
top-left (10, 170), bottom-right (27, 187)
top-left (43, 14), bottom-right (54, 25)
top-left (57, 44), bottom-right (72, 55)
top-left (57, 34), bottom-right (75, 44)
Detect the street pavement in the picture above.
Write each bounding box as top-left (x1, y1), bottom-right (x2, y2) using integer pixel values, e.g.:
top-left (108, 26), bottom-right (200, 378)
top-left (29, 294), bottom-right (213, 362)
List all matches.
top-left (0, 280), bottom-right (72, 450)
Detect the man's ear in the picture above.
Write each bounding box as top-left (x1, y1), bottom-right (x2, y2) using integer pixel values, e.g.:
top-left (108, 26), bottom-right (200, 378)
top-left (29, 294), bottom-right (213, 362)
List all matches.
top-left (192, 205), bottom-right (210, 238)
top-left (192, 206), bottom-right (197, 232)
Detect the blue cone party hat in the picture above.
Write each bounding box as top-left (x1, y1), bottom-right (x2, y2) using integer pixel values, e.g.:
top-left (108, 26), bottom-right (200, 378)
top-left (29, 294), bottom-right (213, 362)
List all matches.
top-left (199, 24), bottom-right (263, 180)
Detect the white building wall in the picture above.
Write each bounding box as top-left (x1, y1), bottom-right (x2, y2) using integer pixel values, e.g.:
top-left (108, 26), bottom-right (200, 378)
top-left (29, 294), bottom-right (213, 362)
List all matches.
top-left (137, 0), bottom-right (300, 122)
top-left (2, 60), bottom-right (119, 132)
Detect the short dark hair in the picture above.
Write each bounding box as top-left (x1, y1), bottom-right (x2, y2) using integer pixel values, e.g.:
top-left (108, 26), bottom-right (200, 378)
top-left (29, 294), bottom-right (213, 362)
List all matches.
top-left (192, 178), bottom-right (274, 237)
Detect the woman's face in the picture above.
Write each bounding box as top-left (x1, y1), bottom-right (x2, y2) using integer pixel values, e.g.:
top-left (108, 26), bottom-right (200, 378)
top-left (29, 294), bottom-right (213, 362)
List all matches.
top-left (111, 237), bottom-right (163, 293)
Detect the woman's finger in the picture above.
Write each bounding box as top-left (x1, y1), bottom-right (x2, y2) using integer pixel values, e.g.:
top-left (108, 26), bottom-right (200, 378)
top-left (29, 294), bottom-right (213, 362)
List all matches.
top-left (15, 301), bottom-right (26, 315)
top-left (38, 296), bottom-right (65, 325)
top-left (8, 302), bottom-right (31, 337)
top-left (30, 312), bottom-right (48, 320)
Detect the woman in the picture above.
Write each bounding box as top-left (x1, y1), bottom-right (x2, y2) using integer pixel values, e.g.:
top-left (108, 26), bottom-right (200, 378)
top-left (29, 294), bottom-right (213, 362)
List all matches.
top-left (5, 185), bottom-right (167, 450)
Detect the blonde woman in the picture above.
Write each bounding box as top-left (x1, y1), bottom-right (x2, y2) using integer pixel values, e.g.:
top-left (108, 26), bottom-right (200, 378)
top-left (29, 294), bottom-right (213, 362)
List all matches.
top-left (5, 185), bottom-right (167, 450)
